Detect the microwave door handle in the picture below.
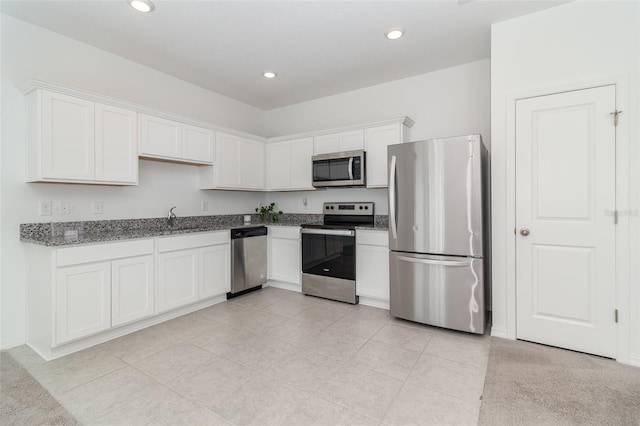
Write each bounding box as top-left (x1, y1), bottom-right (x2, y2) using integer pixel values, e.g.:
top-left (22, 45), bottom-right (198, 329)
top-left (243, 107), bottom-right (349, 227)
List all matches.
top-left (389, 155), bottom-right (398, 240)
top-left (348, 157), bottom-right (354, 180)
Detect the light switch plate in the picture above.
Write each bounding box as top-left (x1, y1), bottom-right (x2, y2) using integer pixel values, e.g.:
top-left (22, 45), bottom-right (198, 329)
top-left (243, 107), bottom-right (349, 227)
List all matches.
top-left (39, 201), bottom-right (52, 216)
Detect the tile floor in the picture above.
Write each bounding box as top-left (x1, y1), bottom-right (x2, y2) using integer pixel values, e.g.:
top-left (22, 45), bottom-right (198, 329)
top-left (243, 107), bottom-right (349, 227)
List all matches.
top-left (8, 287), bottom-right (491, 425)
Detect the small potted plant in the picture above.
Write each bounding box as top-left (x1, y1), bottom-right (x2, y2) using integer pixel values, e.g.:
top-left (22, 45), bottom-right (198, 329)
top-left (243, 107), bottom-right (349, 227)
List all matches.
top-left (255, 202), bottom-right (283, 223)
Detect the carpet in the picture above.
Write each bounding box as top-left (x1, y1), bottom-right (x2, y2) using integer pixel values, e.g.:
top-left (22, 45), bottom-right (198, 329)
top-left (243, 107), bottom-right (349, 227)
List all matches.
top-left (0, 351), bottom-right (78, 426)
top-left (479, 337), bottom-right (640, 425)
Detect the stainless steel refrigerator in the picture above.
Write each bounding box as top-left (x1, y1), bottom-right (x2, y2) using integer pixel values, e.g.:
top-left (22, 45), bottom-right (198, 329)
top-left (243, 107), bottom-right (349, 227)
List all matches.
top-left (387, 134), bottom-right (490, 334)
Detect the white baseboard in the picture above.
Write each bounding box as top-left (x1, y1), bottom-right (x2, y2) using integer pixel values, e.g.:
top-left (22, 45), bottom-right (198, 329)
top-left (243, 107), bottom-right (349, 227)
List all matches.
top-left (490, 327), bottom-right (510, 339)
top-left (629, 356), bottom-right (640, 367)
top-left (1, 336), bottom-right (26, 351)
top-left (358, 296), bottom-right (389, 310)
top-left (267, 280), bottom-right (301, 293)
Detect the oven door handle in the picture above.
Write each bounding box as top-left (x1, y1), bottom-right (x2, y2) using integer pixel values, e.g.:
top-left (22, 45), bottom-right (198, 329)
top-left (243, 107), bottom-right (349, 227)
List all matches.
top-left (348, 157), bottom-right (354, 180)
top-left (301, 228), bottom-right (355, 237)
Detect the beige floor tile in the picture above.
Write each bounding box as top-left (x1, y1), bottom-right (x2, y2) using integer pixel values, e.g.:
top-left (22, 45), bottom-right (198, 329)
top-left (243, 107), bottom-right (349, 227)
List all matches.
top-left (217, 333), bottom-right (298, 370)
top-left (311, 297), bottom-right (359, 313)
top-left (383, 381), bottom-right (480, 426)
top-left (6, 345), bottom-right (47, 370)
top-left (210, 372), bottom-right (312, 426)
top-left (56, 366), bottom-right (157, 424)
top-left (199, 301), bottom-right (253, 323)
top-left (408, 353), bottom-right (486, 402)
top-left (372, 323), bottom-right (434, 352)
top-left (94, 382), bottom-right (231, 425)
top-left (132, 342), bottom-right (218, 384)
top-left (229, 289), bottom-right (286, 310)
top-left (262, 297), bottom-right (316, 318)
top-left (150, 310), bottom-right (225, 340)
top-left (316, 364), bottom-right (404, 421)
top-left (263, 318), bottom-right (327, 347)
top-left (349, 340), bottom-right (421, 380)
top-left (292, 306), bottom-right (347, 328)
top-left (27, 346), bottom-right (127, 395)
top-left (326, 313), bottom-right (388, 340)
top-left (265, 349), bottom-right (344, 393)
top-left (300, 329), bottom-right (368, 360)
top-left (167, 355), bottom-right (255, 408)
top-left (97, 326), bottom-right (183, 364)
top-left (423, 334), bottom-right (490, 367)
top-left (230, 309), bottom-right (289, 333)
top-left (350, 304), bottom-right (393, 323)
top-left (188, 323), bottom-right (260, 354)
top-left (284, 396), bottom-right (378, 426)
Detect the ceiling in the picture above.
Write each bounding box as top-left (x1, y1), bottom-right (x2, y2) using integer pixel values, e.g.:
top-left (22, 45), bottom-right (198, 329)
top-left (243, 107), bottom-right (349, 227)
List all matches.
top-left (1, 0), bottom-right (568, 110)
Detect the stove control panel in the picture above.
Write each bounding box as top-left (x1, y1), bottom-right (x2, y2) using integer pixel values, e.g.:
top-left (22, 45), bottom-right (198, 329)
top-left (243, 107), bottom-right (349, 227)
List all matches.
top-left (323, 202), bottom-right (374, 216)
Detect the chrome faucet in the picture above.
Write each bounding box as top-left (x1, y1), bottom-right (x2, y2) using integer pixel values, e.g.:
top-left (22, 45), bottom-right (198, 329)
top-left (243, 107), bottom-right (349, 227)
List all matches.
top-left (167, 206), bottom-right (177, 227)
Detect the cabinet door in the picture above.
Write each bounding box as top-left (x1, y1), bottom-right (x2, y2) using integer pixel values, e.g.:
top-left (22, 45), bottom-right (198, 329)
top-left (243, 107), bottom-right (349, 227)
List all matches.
top-left (356, 244), bottom-right (390, 301)
top-left (290, 137), bottom-right (314, 190)
top-left (182, 125), bottom-right (214, 163)
top-left (139, 114), bottom-right (182, 159)
top-left (112, 255), bottom-right (154, 327)
top-left (242, 139), bottom-right (265, 190)
top-left (268, 141), bottom-right (291, 190)
top-left (214, 132), bottom-right (241, 188)
top-left (158, 250), bottom-right (199, 313)
top-left (339, 130), bottom-right (365, 151)
top-left (365, 123), bottom-right (401, 188)
top-left (95, 103), bottom-right (138, 184)
top-left (199, 244), bottom-right (230, 299)
top-left (41, 91), bottom-right (95, 180)
top-left (313, 133), bottom-right (340, 155)
top-left (56, 262), bottom-right (111, 345)
top-left (269, 238), bottom-right (301, 284)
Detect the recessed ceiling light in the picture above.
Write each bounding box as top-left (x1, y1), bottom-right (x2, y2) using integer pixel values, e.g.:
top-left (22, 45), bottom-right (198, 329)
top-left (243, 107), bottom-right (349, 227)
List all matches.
top-left (263, 71), bottom-right (277, 79)
top-left (385, 28), bottom-right (405, 40)
top-left (129, 0), bottom-right (154, 13)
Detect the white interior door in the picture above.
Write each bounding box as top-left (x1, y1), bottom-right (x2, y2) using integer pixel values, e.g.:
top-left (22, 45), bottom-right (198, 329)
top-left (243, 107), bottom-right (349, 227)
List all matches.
top-left (515, 85), bottom-right (617, 358)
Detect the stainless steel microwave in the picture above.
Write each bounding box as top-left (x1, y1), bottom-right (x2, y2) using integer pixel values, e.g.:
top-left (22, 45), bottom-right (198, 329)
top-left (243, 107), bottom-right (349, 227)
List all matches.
top-left (312, 150), bottom-right (366, 188)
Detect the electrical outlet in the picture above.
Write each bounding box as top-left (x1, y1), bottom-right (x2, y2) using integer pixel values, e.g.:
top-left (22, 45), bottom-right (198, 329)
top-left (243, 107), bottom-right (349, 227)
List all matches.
top-left (39, 201), bottom-right (52, 216)
top-left (52, 202), bottom-right (62, 215)
top-left (201, 200), bottom-right (208, 212)
top-left (93, 201), bottom-right (104, 214)
top-left (61, 201), bottom-right (70, 215)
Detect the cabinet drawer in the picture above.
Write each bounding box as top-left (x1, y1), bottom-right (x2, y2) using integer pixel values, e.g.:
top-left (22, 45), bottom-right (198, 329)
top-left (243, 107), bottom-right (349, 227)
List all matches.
top-left (56, 239), bottom-right (154, 267)
top-left (158, 231), bottom-right (229, 252)
top-left (357, 230), bottom-right (388, 247)
top-left (269, 226), bottom-right (300, 240)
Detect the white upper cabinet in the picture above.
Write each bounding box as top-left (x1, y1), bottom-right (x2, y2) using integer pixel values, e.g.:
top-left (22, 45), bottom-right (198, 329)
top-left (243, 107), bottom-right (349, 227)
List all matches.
top-left (26, 89), bottom-right (138, 185)
top-left (200, 132), bottom-right (265, 191)
top-left (139, 114), bottom-right (213, 165)
top-left (313, 129), bottom-right (365, 155)
top-left (95, 103), bottom-right (138, 183)
top-left (365, 122), bottom-right (411, 188)
top-left (267, 137), bottom-right (314, 191)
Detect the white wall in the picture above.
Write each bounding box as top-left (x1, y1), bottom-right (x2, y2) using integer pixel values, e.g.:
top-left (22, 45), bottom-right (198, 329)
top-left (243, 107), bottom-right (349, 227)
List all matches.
top-left (490, 0), bottom-right (640, 364)
top-left (265, 59), bottom-right (491, 214)
top-left (0, 15), bottom-right (265, 348)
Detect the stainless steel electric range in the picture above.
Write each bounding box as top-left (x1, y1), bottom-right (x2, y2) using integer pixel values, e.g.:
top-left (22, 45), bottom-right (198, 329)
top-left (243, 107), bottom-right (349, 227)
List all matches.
top-left (301, 202), bottom-right (374, 304)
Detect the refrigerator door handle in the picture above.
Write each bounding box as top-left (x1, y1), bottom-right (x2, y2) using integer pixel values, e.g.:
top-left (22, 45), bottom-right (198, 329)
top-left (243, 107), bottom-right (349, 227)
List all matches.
top-left (397, 256), bottom-right (469, 267)
top-left (389, 155), bottom-right (398, 239)
top-left (348, 157), bottom-right (354, 180)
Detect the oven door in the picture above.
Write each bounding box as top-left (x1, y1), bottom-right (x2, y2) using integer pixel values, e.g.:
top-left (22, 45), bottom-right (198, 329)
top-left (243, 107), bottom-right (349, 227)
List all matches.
top-left (301, 228), bottom-right (356, 280)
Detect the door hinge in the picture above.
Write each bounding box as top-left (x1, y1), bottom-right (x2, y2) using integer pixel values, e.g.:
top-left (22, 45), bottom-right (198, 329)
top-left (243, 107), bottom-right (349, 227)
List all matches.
top-left (615, 309), bottom-right (619, 323)
top-left (610, 110), bottom-right (622, 126)
top-left (614, 210), bottom-right (619, 225)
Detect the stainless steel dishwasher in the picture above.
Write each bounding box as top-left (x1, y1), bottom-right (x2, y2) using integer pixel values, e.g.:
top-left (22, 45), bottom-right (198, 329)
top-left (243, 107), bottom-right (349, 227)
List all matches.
top-left (227, 226), bottom-right (268, 298)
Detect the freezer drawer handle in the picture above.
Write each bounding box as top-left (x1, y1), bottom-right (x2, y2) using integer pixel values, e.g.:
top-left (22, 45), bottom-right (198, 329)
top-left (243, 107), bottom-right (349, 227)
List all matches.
top-left (397, 256), bottom-right (469, 267)
top-left (301, 228), bottom-right (355, 237)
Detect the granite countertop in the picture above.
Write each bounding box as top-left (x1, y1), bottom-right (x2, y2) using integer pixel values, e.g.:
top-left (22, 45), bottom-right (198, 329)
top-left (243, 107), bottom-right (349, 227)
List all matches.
top-left (20, 213), bottom-right (388, 247)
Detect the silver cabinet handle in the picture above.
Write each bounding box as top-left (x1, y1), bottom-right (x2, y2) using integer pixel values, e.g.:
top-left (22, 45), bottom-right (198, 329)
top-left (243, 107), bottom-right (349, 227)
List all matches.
top-left (398, 256), bottom-right (469, 267)
top-left (389, 155), bottom-right (398, 240)
top-left (520, 228), bottom-right (530, 237)
top-left (348, 157), bottom-right (354, 180)
top-left (302, 228), bottom-right (355, 237)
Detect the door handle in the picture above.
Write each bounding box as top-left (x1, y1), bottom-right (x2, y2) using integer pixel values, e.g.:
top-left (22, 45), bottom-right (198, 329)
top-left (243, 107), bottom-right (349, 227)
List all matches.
top-left (389, 155), bottom-right (398, 240)
top-left (520, 228), bottom-right (530, 237)
top-left (397, 256), bottom-right (470, 267)
top-left (348, 157), bottom-right (354, 180)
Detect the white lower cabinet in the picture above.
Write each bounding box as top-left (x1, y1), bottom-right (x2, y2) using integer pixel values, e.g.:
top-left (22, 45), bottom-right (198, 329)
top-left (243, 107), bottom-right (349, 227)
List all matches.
top-left (158, 249), bottom-right (199, 313)
top-left (55, 262), bottom-right (111, 345)
top-left (356, 230), bottom-right (390, 306)
top-left (111, 255), bottom-right (155, 327)
top-left (200, 244), bottom-right (231, 299)
top-left (268, 226), bottom-right (301, 284)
